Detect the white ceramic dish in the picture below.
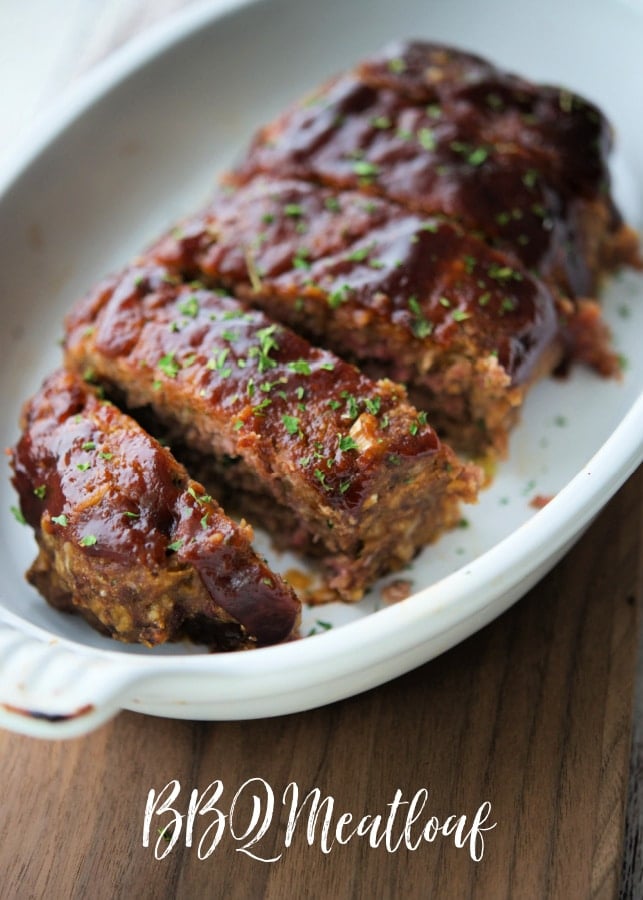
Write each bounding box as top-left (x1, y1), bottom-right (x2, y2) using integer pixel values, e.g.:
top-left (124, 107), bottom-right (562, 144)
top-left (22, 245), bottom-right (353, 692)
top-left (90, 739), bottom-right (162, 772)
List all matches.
top-left (1, 0), bottom-right (642, 739)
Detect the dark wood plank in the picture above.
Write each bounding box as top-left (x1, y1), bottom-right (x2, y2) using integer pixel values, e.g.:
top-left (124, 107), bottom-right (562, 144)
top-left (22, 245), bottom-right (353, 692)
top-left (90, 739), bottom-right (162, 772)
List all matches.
top-left (1, 466), bottom-right (640, 900)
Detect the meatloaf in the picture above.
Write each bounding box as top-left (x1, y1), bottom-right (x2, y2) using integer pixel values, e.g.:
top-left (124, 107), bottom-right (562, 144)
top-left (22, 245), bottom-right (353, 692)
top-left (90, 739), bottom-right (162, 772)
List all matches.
top-left (232, 40), bottom-right (640, 300)
top-left (148, 175), bottom-right (564, 456)
top-left (64, 264), bottom-right (481, 601)
top-left (10, 369), bottom-right (300, 648)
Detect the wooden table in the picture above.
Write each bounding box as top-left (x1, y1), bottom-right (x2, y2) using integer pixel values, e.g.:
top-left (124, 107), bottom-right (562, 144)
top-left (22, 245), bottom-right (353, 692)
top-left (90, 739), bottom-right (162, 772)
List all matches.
top-left (1, 466), bottom-right (641, 899)
top-left (1, 4), bottom-right (642, 897)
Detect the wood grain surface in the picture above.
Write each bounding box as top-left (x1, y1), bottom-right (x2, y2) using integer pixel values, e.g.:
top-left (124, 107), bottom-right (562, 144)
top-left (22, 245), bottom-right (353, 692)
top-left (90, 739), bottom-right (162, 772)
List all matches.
top-left (1, 465), bottom-right (641, 900)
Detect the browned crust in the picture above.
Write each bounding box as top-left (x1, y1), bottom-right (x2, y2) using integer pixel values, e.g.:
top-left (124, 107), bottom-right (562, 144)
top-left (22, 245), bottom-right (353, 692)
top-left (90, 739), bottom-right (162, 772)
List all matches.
top-left (11, 369), bottom-right (301, 647)
top-left (63, 267), bottom-right (481, 600)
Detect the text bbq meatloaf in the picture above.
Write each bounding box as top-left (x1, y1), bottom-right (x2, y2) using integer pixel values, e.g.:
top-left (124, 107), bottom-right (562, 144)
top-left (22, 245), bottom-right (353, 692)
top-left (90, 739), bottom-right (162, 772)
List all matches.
top-left (149, 175), bottom-right (564, 456)
top-left (232, 40), bottom-right (640, 300)
top-left (64, 265), bottom-right (481, 601)
top-left (10, 369), bottom-right (300, 649)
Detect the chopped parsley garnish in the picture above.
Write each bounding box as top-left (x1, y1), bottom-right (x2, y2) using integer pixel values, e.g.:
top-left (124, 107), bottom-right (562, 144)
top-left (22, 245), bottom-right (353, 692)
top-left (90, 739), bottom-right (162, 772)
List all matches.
top-left (178, 296), bottom-right (199, 318)
top-left (388, 57), bottom-right (407, 73)
top-left (33, 485), bottom-right (47, 499)
top-left (313, 469), bottom-right (332, 491)
top-left (371, 115), bottom-right (392, 129)
top-left (352, 160), bottom-right (381, 178)
top-left (81, 441), bottom-right (96, 451)
top-left (522, 169), bottom-right (539, 189)
top-left (467, 147), bottom-right (488, 166)
top-left (207, 348), bottom-right (231, 377)
top-left (408, 296), bottom-right (432, 339)
top-left (324, 197), bottom-right (341, 213)
top-left (123, 511), bottom-right (140, 519)
top-left (284, 203), bottom-right (304, 217)
top-left (252, 398), bottom-right (272, 414)
top-left (463, 255), bottom-right (476, 275)
top-left (365, 397), bottom-right (381, 416)
top-left (338, 434), bottom-right (359, 452)
top-left (488, 263), bottom-right (521, 281)
top-left (51, 514), bottom-right (68, 526)
top-left (79, 535), bottom-right (97, 547)
top-left (167, 539), bottom-right (184, 553)
top-left (346, 243), bottom-right (374, 263)
top-left (282, 415), bottom-right (301, 436)
top-left (188, 487), bottom-right (212, 504)
top-left (340, 392), bottom-right (359, 420)
top-left (158, 352), bottom-right (180, 379)
top-left (10, 506), bottom-right (26, 525)
top-left (292, 247), bottom-right (311, 270)
top-left (99, 451), bottom-right (113, 460)
top-left (328, 284), bottom-right (352, 308)
top-left (288, 359), bottom-right (312, 375)
top-left (418, 128), bottom-right (436, 151)
top-left (76, 462), bottom-right (91, 472)
top-left (255, 324), bottom-right (279, 373)
top-left (452, 309), bottom-right (471, 322)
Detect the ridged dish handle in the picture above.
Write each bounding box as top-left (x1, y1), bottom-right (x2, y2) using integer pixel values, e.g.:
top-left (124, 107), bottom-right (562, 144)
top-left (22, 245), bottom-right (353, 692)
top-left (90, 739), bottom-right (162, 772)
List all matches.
top-left (0, 614), bottom-right (140, 739)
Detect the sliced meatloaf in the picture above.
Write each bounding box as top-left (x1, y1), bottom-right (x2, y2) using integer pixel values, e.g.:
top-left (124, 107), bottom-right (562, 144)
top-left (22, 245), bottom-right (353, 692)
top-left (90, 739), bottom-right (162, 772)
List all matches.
top-left (232, 40), bottom-right (640, 300)
top-left (63, 265), bottom-right (481, 601)
top-left (148, 175), bottom-right (566, 456)
top-left (10, 369), bottom-right (300, 648)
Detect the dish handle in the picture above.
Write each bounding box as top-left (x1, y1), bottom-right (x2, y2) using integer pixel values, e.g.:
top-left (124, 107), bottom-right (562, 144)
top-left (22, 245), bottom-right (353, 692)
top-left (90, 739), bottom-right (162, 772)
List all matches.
top-left (0, 614), bottom-right (142, 739)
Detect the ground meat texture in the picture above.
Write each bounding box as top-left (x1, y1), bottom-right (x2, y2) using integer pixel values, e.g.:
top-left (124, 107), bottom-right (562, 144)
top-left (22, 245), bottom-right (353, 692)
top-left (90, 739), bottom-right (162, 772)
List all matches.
top-left (231, 41), bottom-right (641, 300)
top-left (148, 175), bottom-right (566, 456)
top-left (10, 369), bottom-right (300, 649)
top-left (64, 267), bottom-right (481, 601)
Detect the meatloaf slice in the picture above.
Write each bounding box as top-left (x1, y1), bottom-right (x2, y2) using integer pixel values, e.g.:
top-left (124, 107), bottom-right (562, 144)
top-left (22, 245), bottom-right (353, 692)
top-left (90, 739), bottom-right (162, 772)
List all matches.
top-left (10, 369), bottom-right (300, 649)
top-left (148, 175), bottom-right (565, 456)
top-left (64, 265), bottom-right (481, 601)
top-left (232, 41), bottom-right (640, 299)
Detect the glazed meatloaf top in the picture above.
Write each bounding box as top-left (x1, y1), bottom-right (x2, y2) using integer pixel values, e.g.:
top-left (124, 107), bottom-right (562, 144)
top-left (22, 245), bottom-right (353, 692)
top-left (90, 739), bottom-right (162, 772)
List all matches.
top-left (64, 265), bottom-right (481, 599)
top-left (149, 174), bottom-right (559, 389)
top-left (232, 40), bottom-right (630, 298)
top-left (10, 369), bottom-right (301, 648)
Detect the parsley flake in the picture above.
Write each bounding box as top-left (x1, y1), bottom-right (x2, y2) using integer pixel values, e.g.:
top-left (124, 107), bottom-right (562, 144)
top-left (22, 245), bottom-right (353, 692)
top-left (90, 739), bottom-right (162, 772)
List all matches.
top-left (338, 434), bottom-right (359, 452)
top-left (352, 160), bottom-right (380, 178)
top-left (10, 506), bottom-right (26, 525)
top-left (178, 296), bottom-right (199, 318)
top-left (158, 352), bottom-right (180, 379)
top-left (282, 415), bottom-right (300, 436)
top-left (418, 127), bottom-right (437, 151)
